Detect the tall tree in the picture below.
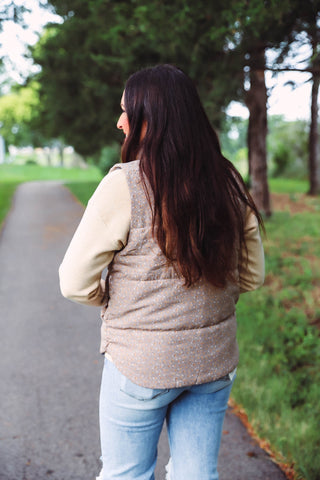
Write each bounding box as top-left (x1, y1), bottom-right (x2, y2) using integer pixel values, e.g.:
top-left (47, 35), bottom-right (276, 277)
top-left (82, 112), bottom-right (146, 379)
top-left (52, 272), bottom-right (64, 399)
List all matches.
top-left (32, 0), bottom-right (315, 211)
top-left (31, 1), bottom-right (136, 156)
top-left (31, 0), bottom-right (245, 157)
top-left (258, 0), bottom-right (320, 195)
top-left (292, 1), bottom-right (320, 195)
top-left (222, 0), bottom-right (299, 216)
top-left (245, 47), bottom-right (270, 215)
top-left (309, 34), bottom-right (320, 195)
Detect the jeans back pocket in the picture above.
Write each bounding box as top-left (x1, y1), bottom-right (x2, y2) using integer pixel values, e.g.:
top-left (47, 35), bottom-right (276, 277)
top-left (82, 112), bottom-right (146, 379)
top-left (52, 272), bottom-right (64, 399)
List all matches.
top-left (120, 376), bottom-right (169, 401)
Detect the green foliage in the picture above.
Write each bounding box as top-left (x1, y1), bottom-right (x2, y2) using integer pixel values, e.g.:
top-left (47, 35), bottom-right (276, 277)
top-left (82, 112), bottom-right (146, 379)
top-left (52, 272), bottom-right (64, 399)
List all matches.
top-left (30, 5), bottom-right (125, 156)
top-left (225, 0), bottom-right (295, 51)
top-left (267, 116), bottom-right (309, 179)
top-left (89, 143), bottom-right (121, 174)
top-left (0, 82), bottom-right (41, 148)
top-left (25, 0), bottom-right (318, 197)
top-left (31, 0), bottom-right (245, 157)
top-left (220, 116), bottom-right (249, 157)
top-left (220, 115), bottom-right (311, 182)
top-left (220, 116), bottom-right (249, 178)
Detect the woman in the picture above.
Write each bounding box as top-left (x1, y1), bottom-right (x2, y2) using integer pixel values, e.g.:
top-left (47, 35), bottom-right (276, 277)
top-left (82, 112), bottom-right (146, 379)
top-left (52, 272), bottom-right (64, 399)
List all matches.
top-left (59, 64), bottom-right (264, 480)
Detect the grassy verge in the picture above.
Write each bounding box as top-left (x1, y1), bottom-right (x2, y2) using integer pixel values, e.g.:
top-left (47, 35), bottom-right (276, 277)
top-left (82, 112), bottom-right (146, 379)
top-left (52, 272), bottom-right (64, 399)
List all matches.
top-left (233, 204), bottom-right (320, 480)
top-left (0, 181), bottom-right (21, 228)
top-left (65, 181), bottom-right (100, 205)
top-left (269, 178), bottom-right (309, 193)
top-left (0, 163), bottom-right (102, 182)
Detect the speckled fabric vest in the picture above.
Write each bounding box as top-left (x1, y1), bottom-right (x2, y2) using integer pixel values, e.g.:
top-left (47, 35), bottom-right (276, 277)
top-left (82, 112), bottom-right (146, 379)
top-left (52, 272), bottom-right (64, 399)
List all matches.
top-left (100, 160), bottom-right (240, 389)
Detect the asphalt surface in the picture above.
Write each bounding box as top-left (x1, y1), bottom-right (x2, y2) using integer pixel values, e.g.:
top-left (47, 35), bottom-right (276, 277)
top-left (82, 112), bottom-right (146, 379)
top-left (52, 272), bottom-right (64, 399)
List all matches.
top-left (0, 181), bottom-right (287, 480)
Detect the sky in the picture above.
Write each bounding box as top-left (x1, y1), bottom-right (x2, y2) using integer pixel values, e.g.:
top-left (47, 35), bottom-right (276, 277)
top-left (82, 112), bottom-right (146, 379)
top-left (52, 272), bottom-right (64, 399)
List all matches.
top-left (0, 0), bottom-right (61, 84)
top-left (228, 45), bottom-right (313, 121)
top-left (0, 0), bottom-right (315, 122)
top-left (227, 70), bottom-right (312, 121)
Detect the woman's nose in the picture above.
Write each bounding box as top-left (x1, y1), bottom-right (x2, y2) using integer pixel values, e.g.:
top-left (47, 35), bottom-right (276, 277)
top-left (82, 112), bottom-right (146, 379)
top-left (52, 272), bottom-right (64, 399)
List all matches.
top-left (117, 116), bottom-right (123, 130)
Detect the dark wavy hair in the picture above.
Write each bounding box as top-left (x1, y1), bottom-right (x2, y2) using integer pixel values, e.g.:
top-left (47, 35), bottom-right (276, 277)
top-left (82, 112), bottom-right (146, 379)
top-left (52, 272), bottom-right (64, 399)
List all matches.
top-left (121, 64), bottom-right (263, 288)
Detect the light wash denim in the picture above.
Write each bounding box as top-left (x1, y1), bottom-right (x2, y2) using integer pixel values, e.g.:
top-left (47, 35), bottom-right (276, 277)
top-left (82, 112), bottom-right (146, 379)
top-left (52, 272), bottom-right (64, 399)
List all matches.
top-left (98, 358), bottom-right (236, 480)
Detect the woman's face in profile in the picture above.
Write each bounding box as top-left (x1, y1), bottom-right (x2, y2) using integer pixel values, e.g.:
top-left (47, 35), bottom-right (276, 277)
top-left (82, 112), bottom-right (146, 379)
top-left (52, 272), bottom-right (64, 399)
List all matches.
top-left (117, 91), bottom-right (130, 137)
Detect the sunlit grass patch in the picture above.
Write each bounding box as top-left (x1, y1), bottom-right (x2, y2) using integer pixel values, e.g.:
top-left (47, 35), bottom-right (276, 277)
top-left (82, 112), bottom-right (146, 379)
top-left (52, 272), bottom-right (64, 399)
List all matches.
top-left (0, 181), bottom-right (20, 228)
top-left (0, 163), bottom-right (102, 183)
top-left (269, 178), bottom-right (309, 193)
top-left (65, 181), bottom-right (100, 206)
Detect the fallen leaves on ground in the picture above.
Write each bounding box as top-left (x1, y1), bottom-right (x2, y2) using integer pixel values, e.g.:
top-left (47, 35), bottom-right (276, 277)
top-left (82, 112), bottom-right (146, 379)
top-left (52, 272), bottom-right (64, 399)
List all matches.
top-left (228, 397), bottom-right (300, 480)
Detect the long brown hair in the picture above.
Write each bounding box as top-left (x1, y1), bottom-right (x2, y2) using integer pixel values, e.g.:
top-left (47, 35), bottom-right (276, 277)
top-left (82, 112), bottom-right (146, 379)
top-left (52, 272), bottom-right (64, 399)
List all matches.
top-left (121, 64), bottom-right (263, 288)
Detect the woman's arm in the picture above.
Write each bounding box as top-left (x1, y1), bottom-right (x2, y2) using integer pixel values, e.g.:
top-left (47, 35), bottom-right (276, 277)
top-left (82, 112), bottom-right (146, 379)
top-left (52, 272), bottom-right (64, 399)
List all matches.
top-left (59, 168), bottom-right (130, 306)
top-left (238, 208), bottom-right (265, 293)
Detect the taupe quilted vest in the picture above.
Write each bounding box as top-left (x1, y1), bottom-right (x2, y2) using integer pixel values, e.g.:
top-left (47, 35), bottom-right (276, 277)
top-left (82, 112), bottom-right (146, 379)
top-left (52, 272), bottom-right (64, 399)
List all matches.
top-left (100, 160), bottom-right (240, 388)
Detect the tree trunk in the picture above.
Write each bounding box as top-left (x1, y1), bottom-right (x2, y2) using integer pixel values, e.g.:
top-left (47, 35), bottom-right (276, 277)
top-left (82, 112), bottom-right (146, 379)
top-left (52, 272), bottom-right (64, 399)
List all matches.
top-left (308, 63), bottom-right (320, 195)
top-left (59, 144), bottom-right (64, 167)
top-left (246, 48), bottom-right (272, 216)
top-left (45, 147), bottom-right (52, 166)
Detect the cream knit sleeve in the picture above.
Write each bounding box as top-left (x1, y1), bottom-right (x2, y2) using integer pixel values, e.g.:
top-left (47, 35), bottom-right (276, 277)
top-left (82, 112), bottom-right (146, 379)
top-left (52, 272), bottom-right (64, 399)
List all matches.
top-left (59, 168), bottom-right (131, 306)
top-left (238, 208), bottom-right (265, 293)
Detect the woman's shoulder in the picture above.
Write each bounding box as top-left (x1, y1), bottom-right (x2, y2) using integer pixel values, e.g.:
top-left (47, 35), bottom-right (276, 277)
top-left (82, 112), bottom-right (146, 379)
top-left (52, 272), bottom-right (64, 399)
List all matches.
top-left (109, 160), bottom-right (143, 192)
top-left (109, 159), bottom-right (140, 174)
top-left (88, 165), bottom-right (130, 209)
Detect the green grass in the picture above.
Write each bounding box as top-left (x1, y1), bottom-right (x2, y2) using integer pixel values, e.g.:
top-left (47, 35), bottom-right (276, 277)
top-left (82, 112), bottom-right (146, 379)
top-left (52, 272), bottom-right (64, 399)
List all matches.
top-left (1, 165), bottom-right (320, 478)
top-left (233, 206), bottom-right (320, 480)
top-left (269, 177), bottom-right (309, 193)
top-left (65, 181), bottom-right (101, 205)
top-left (0, 181), bottom-right (21, 227)
top-left (0, 163), bottom-right (102, 183)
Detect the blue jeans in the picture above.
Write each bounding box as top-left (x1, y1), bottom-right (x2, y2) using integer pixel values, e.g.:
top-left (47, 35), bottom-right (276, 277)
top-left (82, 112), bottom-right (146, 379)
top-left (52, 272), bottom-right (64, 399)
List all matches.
top-left (98, 358), bottom-right (235, 480)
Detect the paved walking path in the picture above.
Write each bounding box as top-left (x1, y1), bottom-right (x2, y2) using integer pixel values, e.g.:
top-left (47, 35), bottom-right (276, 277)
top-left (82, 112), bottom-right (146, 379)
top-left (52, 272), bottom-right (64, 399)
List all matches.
top-left (0, 181), bottom-right (287, 480)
